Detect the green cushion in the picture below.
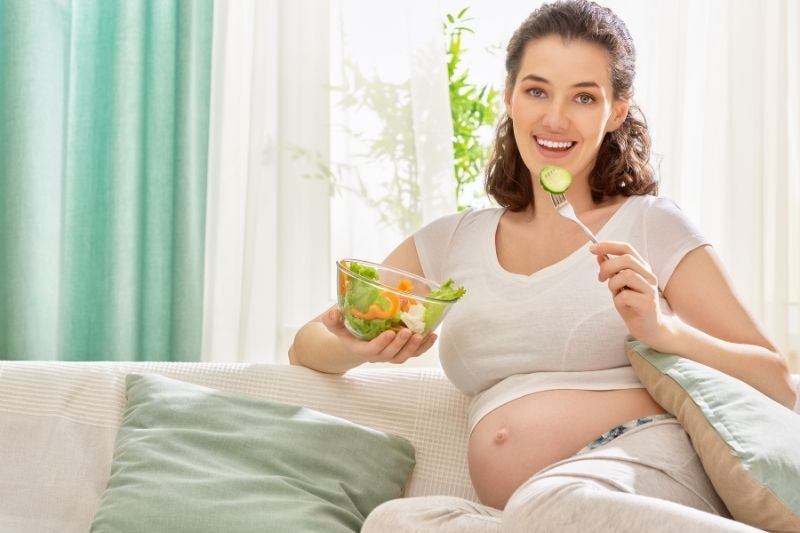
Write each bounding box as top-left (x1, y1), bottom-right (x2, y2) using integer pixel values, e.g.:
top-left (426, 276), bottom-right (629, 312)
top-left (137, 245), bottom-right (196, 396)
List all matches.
top-left (90, 373), bottom-right (416, 533)
top-left (627, 338), bottom-right (800, 532)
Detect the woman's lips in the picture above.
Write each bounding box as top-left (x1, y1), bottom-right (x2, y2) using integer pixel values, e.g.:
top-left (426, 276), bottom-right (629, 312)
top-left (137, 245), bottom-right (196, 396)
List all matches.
top-left (534, 136), bottom-right (575, 159)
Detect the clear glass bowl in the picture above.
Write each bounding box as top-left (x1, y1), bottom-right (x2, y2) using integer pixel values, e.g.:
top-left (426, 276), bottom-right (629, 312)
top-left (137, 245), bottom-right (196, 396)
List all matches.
top-left (336, 258), bottom-right (456, 341)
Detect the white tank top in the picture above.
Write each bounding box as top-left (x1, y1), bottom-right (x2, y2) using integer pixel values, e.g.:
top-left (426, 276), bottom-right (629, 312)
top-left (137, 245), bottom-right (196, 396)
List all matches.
top-left (412, 195), bottom-right (708, 431)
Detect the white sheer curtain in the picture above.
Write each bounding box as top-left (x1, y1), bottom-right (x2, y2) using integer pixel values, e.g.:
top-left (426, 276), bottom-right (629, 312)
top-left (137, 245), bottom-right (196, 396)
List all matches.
top-left (203, 0), bottom-right (452, 364)
top-left (204, 0), bottom-right (798, 369)
top-left (329, 0), bottom-right (455, 269)
top-left (202, 0), bottom-right (331, 363)
top-left (614, 0), bottom-right (800, 369)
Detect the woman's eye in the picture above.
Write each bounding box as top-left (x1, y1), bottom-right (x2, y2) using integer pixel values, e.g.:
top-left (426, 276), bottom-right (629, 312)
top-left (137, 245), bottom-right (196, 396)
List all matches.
top-left (576, 94), bottom-right (595, 104)
top-left (528, 88), bottom-right (545, 98)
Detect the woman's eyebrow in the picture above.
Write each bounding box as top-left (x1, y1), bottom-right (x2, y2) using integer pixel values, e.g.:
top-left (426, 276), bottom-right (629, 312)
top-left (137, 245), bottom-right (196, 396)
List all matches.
top-left (520, 74), bottom-right (601, 89)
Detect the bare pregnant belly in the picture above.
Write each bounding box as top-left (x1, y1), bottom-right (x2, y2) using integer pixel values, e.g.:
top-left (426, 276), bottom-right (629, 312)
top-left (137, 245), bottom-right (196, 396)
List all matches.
top-left (468, 388), bottom-right (665, 510)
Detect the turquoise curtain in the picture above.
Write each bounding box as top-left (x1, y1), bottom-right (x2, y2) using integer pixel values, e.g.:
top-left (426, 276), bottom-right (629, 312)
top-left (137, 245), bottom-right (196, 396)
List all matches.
top-left (0, 0), bottom-right (214, 361)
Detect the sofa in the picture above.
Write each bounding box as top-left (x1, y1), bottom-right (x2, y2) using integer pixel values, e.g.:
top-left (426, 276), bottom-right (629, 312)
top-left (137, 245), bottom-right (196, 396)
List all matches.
top-left (0, 360), bottom-right (798, 532)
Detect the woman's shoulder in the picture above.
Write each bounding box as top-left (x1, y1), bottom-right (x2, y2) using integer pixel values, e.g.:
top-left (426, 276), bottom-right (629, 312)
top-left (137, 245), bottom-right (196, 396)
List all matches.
top-left (625, 193), bottom-right (707, 246)
top-left (419, 205), bottom-right (501, 235)
top-left (412, 206), bottom-right (501, 282)
top-left (620, 194), bottom-right (690, 221)
top-left (413, 206), bottom-right (501, 260)
top-left (623, 193), bottom-right (676, 209)
top-left (442, 205), bottom-right (502, 221)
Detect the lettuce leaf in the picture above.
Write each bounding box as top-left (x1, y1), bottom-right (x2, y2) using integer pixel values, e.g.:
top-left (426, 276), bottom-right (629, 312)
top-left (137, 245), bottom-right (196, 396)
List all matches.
top-left (345, 315), bottom-right (394, 340)
top-left (349, 261), bottom-right (379, 281)
top-left (345, 262), bottom-right (380, 313)
top-left (427, 279), bottom-right (466, 301)
top-left (423, 278), bottom-right (466, 329)
top-left (343, 261), bottom-right (399, 339)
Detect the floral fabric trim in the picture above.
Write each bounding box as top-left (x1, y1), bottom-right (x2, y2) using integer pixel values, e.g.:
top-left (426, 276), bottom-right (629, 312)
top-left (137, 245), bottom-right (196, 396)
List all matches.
top-left (580, 413), bottom-right (675, 453)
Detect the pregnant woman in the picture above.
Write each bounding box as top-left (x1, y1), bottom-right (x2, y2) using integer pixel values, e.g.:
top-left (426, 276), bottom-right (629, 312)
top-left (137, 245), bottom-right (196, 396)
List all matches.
top-left (289, 1), bottom-right (796, 531)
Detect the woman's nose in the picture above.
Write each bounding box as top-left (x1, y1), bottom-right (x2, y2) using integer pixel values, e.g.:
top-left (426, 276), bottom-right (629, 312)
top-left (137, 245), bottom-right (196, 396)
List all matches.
top-left (542, 101), bottom-right (569, 131)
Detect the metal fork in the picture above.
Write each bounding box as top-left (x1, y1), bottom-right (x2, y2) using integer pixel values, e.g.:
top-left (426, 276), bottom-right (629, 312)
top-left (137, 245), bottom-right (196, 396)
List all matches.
top-left (547, 192), bottom-right (609, 259)
top-left (548, 193), bottom-right (599, 243)
top-left (547, 193), bottom-right (660, 295)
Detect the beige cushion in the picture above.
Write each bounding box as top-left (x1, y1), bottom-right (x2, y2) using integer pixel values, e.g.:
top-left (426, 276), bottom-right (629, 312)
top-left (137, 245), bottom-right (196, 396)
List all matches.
top-left (627, 339), bottom-right (800, 532)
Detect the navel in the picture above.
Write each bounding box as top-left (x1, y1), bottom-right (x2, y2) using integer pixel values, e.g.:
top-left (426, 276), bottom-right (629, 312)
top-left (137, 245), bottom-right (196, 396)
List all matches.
top-left (493, 427), bottom-right (510, 444)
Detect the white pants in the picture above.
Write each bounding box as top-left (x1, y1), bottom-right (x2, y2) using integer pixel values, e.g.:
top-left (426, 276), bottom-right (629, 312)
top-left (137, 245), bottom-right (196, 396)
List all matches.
top-left (362, 419), bottom-right (761, 532)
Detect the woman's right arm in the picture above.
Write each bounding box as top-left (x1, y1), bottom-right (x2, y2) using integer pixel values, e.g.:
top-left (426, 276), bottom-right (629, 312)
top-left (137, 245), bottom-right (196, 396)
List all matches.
top-left (288, 237), bottom-right (437, 373)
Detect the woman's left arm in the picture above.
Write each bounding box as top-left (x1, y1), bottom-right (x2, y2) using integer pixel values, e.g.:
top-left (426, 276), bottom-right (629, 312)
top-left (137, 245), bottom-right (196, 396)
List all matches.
top-left (591, 242), bottom-right (797, 408)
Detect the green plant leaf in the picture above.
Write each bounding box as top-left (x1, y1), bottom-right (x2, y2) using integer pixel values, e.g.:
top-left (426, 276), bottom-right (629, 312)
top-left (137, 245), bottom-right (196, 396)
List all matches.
top-left (444, 8), bottom-right (500, 207)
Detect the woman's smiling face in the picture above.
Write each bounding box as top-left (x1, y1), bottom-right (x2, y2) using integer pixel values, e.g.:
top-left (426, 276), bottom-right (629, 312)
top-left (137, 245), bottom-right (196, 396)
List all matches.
top-left (505, 34), bottom-right (629, 187)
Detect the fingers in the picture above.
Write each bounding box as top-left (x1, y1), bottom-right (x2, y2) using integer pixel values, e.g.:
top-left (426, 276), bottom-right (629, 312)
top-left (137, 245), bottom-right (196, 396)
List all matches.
top-left (364, 329), bottom-right (436, 364)
top-left (591, 241), bottom-right (659, 309)
top-left (606, 268), bottom-right (655, 297)
top-left (380, 329), bottom-right (425, 364)
top-left (592, 244), bottom-right (656, 286)
top-left (388, 332), bottom-right (437, 363)
top-left (590, 241), bottom-right (644, 261)
top-left (592, 242), bottom-right (667, 345)
top-left (414, 333), bottom-right (437, 357)
top-left (325, 305), bottom-right (438, 364)
top-left (611, 284), bottom-right (652, 311)
top-left (394, 332), bottom-right (437, 362)
top-left (322, 307), bottom-right (344, 330)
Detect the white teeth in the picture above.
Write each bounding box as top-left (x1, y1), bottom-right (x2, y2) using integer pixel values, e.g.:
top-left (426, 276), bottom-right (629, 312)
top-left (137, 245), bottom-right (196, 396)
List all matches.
top-left (537, 138), bottom-right (573, 149)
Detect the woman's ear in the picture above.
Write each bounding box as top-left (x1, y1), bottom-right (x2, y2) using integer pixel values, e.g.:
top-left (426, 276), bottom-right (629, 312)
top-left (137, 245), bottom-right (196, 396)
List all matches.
top-left (606, 99), bottom-right (630, 132)
top-left (504, 86), bottom-right (513, 119)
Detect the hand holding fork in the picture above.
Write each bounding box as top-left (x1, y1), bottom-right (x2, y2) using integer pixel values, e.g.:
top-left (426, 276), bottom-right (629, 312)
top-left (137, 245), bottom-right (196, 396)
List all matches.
top-left (539, 165), bottom-right (609, 260)
top-left (539, 167), bottom-right (664, 299)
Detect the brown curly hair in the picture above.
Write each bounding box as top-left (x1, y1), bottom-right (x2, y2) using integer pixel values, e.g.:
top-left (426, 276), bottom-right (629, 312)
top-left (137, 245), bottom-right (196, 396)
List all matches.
top-left (485, 0), bottom-right (657, 211)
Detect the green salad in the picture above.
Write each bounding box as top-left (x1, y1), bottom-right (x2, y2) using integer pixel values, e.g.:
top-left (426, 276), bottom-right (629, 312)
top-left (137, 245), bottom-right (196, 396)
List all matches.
top-left (341, 262), bottom-right (466, 340)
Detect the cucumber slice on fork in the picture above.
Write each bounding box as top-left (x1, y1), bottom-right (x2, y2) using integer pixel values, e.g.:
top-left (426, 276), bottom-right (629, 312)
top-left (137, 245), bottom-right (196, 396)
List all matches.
top-left (539, 165), bottom-right (573, 194)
